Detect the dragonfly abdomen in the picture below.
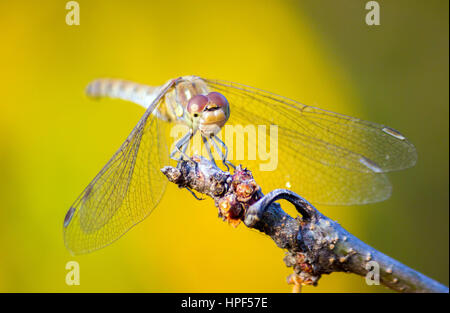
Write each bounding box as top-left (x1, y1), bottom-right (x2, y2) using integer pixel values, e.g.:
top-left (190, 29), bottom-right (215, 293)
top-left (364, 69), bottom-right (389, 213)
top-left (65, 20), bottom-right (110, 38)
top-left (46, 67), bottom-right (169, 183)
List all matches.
top-left (86, 78), bottom-right (173, 120)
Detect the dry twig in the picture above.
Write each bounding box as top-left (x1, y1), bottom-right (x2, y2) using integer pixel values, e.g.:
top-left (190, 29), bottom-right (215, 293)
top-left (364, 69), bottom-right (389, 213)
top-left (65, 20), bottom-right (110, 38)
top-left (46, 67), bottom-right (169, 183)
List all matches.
top-left (161, 156), bottom-right (448, 293)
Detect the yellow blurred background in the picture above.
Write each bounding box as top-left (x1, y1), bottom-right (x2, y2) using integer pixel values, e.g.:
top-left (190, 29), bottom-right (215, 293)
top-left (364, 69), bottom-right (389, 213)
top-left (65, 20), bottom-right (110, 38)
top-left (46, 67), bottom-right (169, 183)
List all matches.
top-left (0, 0), bottom-right (448, 292)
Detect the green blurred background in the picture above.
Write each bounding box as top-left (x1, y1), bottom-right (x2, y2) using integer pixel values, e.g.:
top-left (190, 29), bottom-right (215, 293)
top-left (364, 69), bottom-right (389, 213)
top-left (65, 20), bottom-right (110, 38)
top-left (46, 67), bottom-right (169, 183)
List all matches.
top-left (0, 0), bottom-right (448, 292)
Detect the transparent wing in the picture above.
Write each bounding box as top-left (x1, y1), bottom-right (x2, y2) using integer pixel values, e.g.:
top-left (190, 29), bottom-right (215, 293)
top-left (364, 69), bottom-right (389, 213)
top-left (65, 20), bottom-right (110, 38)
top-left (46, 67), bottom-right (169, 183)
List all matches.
top-left (63, 82), bottom-right (173, 254)
top-left (205, 79), bottom-right (417, 205)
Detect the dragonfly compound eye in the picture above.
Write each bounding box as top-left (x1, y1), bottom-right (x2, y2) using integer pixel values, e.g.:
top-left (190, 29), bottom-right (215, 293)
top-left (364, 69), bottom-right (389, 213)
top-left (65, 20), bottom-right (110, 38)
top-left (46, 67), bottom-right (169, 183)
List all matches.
top-left (207, 92), bottom-right (229, 108)
top-left (187, 95), bottom-right (208, 116)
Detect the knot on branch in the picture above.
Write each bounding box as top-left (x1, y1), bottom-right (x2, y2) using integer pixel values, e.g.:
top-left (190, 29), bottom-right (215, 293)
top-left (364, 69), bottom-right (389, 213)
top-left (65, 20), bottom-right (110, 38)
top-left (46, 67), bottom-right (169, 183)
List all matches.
top-left (161, 156), bottom-right (263, 227)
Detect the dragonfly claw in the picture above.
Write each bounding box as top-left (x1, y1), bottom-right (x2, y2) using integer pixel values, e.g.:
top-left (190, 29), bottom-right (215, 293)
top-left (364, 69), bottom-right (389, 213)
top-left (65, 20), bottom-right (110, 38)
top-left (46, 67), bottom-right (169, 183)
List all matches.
top-left (184, 186), bottom-right (204, 200)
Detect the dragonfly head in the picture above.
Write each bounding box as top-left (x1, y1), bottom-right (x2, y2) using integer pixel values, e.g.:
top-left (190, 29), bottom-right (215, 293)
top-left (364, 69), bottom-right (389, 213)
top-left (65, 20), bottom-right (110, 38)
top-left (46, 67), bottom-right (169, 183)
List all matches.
top-left (187, 92), bottom-right (230, 136)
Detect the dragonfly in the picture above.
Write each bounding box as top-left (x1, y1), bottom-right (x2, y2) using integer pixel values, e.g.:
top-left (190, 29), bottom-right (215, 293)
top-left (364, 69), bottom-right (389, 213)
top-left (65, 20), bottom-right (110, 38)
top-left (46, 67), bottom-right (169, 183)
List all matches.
top-left (63, 75), bottom-right (417, 254)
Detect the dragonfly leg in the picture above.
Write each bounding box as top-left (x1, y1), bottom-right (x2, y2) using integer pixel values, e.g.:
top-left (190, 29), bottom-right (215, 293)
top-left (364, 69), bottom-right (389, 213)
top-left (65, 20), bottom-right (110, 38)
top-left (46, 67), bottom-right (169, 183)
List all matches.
top-left (209, 136), bottom-right (229, 171)
top-left (170, 131), bottom-right (193, 162)
top-left (184, 186), bottom-right (204, 201)
top-left (212, 134), bottom-right (236, 170)
top-left (202, 136), bottom-right (217, 167)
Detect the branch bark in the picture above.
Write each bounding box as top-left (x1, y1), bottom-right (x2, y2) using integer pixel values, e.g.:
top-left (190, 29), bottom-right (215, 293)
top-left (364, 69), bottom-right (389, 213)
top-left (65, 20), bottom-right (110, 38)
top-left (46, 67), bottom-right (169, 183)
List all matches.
top-left (161, 156), bottom-right (449, 293)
